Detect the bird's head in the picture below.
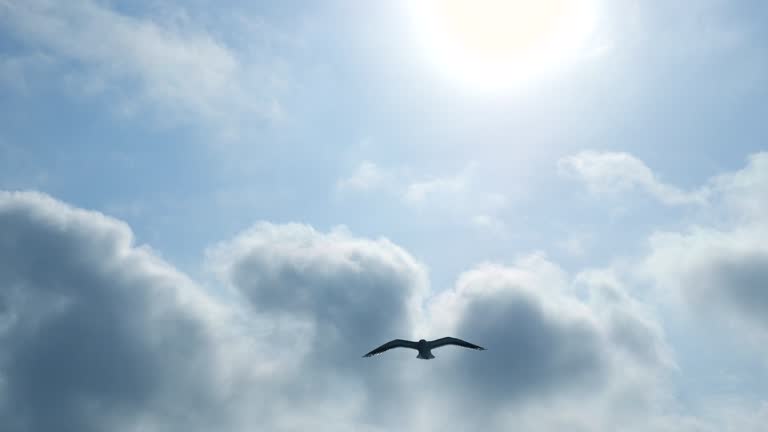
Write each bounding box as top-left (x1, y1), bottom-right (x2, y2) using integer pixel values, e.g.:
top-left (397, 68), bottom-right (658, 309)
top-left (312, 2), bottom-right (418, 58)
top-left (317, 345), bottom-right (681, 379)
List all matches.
top-left (418, 339), bottom-right (426, 343)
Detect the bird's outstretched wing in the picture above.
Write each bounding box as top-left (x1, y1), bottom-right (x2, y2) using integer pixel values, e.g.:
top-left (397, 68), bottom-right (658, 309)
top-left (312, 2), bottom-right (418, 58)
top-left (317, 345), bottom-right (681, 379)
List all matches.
top-left (428, 337), bottom-right (486, 351)
top-left (363, 339), bottom-right (418, 357)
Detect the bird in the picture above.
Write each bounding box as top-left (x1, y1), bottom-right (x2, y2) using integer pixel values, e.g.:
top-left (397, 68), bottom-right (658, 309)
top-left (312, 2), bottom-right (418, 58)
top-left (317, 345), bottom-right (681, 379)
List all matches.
top-left (363, 337), bottom-right (486, 359)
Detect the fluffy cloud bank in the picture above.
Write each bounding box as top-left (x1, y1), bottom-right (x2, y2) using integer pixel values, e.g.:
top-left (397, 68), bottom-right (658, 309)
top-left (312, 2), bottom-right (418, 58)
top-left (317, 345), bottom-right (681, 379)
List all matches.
top-left (421, 257), bottom-right (674, 431)
top-left (641, 153), bottom-right (768, 340)
top-left (0, 191), bottom-right (234, 432)
top-left (0, 189), bottom-right (735, 431)
top-left (560, 149), bottom-right (768, 354)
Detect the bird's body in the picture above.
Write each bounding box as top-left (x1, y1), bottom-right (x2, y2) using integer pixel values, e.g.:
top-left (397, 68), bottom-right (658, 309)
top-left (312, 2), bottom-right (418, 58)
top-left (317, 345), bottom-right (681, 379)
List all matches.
top-left (415, 339), bottom-right (434, 359)
top-left (363, 337), bottom-right (486, 359)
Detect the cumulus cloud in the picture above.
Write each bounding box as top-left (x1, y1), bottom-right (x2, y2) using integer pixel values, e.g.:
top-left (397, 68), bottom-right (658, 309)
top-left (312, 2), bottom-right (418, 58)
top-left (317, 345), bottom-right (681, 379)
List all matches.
top-left (2, 190), bottom-right (732, 432)
top-left (0, 192), bottom-right (434, 431)
top-left (206, 222), bottom-right (433, 429)
top-left (559, 150), bottom-right (768, 351)
top-left (641, 153), bottom-right (768, 340)
top-left (553, 150), bottom-right (768, 428)
top-left (0, 0), bottom-right (284, 127)
top-left (558, 150), bottom-right (709, 205)
top-left (422, 254), bottom-right (674, 431)
top-left (0, 191), bottom-right (239, 432)
top-left (206, 222), bottom-right (429, 364)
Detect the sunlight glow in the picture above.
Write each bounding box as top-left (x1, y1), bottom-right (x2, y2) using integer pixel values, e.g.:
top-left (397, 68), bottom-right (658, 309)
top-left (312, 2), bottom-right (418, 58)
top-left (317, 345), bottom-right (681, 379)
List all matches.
top-left (406, 0), bottom-right (598, 91)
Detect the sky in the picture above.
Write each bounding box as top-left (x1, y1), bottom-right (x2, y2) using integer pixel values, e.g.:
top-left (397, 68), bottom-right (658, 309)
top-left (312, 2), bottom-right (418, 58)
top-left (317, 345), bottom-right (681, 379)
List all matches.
top-left (1, 0), bottom-right (768, 430)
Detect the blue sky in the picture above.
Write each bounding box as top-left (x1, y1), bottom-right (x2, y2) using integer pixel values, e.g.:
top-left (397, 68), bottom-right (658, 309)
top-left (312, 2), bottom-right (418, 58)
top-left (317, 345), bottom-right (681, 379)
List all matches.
top-left (1, 1), bottom-right (768, 430)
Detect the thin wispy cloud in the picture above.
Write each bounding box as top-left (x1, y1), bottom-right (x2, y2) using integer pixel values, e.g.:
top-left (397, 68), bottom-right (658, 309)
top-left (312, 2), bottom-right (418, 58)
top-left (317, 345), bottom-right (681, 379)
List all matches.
top-left (336, 161), bottom-right (389, 192)
top-left (0, 0), bottom-right (285, 128)
top-left (558, 150), bottom-right (710, 206)
top-left (337, 161), bottom-right (508, 232)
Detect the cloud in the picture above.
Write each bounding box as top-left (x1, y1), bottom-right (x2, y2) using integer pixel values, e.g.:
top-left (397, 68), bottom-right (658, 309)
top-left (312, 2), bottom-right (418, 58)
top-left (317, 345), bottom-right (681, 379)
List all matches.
top-left (336, 161), bottom-right (389, 192)
top-left (0, 191), bottom-right (238, 432)
top-left (421, 254), bottom-right (674, 431)
top-left (709, 152), bottom-right (768, 221)
top-left (559, 149), bottom-right (768, 350)
top-left (641, 153), bottom-right (768, 340)
top-left (0, 0), bottom-right (284, 127)
top-left (558, 150), bottom-right (709, 205)
top-left (402, 163), bottom-right (508, 232)
top-left (206, 222), bottom-right (429, 354)
top-left (337, 161), bottom-right (509, 232)
top-left (470, 214), bottom-right (507, 233)
top-left (552, 150), bottom-right (768, 428)
top-left (3, 189), bottom-right (751, 432)
top-left (206, 222), bottom-right (432, 429)
top-left (403, 166), bottom-right (472, 204)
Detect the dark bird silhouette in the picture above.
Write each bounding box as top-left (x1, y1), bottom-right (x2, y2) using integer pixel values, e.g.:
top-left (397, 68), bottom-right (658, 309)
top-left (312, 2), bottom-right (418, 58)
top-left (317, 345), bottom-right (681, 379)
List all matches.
top-left (363, 337), bottom-right (486, 359)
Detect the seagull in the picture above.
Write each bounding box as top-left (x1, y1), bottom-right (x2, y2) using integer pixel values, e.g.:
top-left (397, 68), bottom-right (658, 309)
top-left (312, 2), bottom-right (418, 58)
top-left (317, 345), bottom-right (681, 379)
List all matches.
top-left (363, 337), bottom-right (486, 359)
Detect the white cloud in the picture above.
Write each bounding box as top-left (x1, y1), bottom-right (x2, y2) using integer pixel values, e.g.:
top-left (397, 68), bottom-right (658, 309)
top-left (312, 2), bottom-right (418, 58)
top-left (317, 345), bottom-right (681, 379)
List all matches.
top-left (337, 161), bottom-right (509, 232)
top-left (403, 167), bottom-right (471, 204)
top-left (0, 191), bottom-right (241, 432)
top-left (709, 152), bottom-right (768, 221)
top-left (558, 150), bottom-right (709, 205)
top-left (0, 0), bottom-right (284, 127)
top-left (336, 161), bottom-right (388, 192)
top-left (4, 189), bottom-right (764, 432)
top-left (470, 214), bottom-right (507, 233)
top-left (641, 153), bottom-right (768, 341)
top-left (559, 150), bottom-right (768, 350)
top-left (402, 164), bottom-right (509, 232)
top-left (422, 253), bottom-right (676, 431)
top-left (553, 150), bottom-right (768, 428)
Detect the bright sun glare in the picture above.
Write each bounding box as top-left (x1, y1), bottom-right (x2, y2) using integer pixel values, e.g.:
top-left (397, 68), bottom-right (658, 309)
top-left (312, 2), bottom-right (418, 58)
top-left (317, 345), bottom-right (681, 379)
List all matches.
top-left (406, 0), bottom-right (598, 91)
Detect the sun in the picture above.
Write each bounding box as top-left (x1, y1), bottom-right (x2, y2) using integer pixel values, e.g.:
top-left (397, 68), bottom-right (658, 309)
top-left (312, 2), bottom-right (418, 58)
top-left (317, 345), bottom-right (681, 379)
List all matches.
top-left (405, 0), bottom-right (598, 92)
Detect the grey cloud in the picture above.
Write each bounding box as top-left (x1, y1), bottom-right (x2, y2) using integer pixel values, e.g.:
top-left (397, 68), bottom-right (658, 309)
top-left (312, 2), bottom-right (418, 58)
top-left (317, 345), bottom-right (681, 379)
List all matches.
top-left (648, 230), bottom-right (768, 335)
top-left (336, 161), bottom-right (509, 233)
top-left (1, 190), bottom-right (690, 432)
top-left (206, 222), bottom-right (430, 428)
top-left (450, 288), bottom-right (607, 403)
top-left (0, 191), bottom-right (230, 432)
top-left (706, 253), bottom-right (768, 326)
top-left (424, 258), bottom-right (673, 429)
top-left (205, 223), bottom-right (675, 430)
top-left (207, 223), bottom-right (428, 360)
top-left (643, 152), bottom-right (768, 338)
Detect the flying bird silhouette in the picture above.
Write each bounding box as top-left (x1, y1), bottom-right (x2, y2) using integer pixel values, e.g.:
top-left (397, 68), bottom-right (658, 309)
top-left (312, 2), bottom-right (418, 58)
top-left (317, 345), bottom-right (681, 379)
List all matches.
top-left (363, 337), bottom-right (486, 359)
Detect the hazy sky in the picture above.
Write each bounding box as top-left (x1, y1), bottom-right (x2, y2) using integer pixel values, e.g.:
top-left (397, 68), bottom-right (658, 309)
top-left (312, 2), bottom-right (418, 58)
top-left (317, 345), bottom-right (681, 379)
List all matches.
top-left (1, 1), bottom-right (767, 431)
